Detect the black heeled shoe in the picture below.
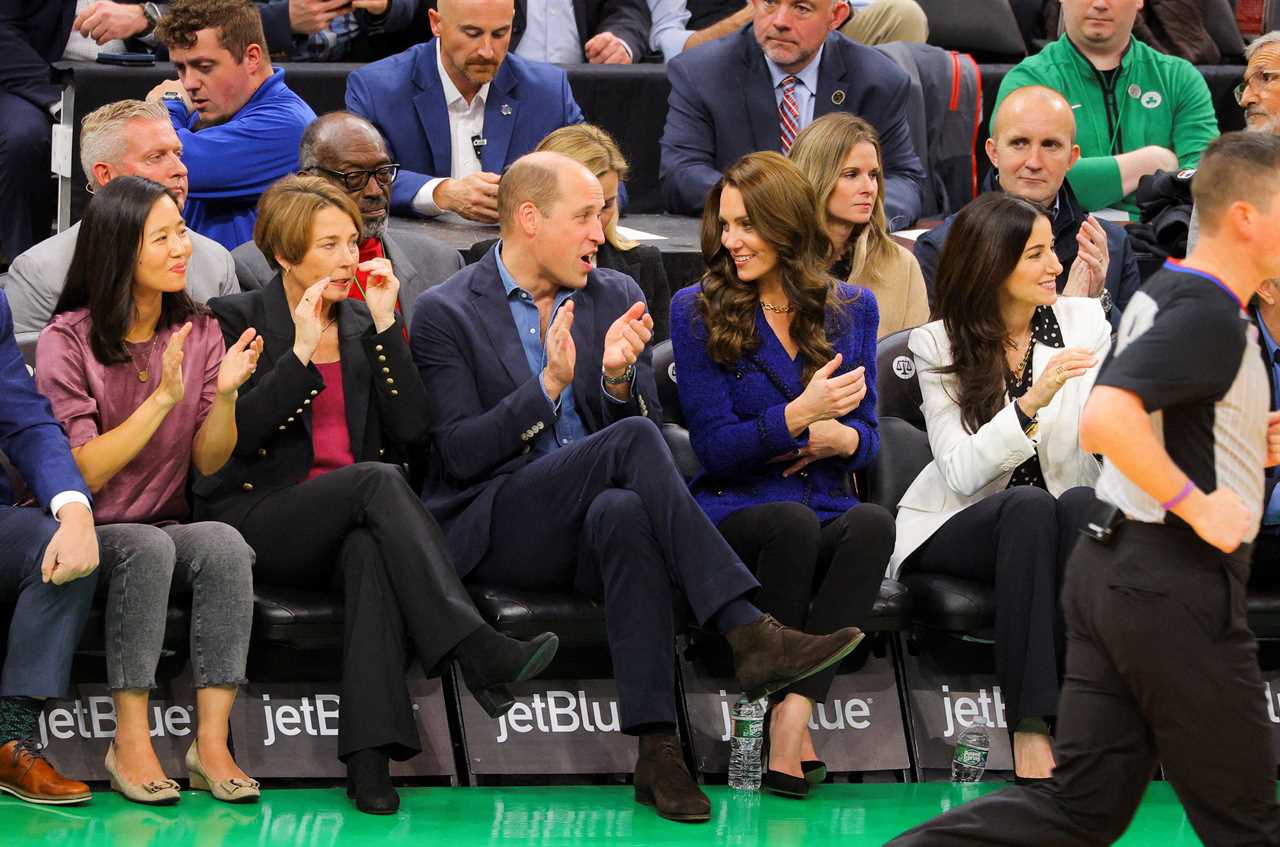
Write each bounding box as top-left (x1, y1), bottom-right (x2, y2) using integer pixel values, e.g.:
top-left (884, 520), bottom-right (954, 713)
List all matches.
top-left (459, 631), bottom-right (560, 719)
top-left (801, 760), bottom-right (827, 784)
top-left (760, 705), bottom-right (809, 799)
top-left (345, 748), bottom-right (399, 815)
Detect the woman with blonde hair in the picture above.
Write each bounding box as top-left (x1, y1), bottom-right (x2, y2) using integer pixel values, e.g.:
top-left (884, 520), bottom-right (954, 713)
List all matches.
top-left (790, 113), bottom-right (929, 338)
top-left (536, 124), bottom-right (673, 340)
top-left (670, 152), bottom-right (893, 798)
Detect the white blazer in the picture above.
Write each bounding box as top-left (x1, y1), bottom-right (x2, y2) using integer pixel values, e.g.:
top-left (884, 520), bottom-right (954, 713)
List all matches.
top-left (889, 297), bottom-right (1113, 578)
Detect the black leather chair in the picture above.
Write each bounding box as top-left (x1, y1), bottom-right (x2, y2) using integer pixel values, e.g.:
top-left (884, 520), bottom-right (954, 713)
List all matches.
top-left (868, 328), bottom-right (997, 641)
top-left (651, 339), bottom-right (913, 646)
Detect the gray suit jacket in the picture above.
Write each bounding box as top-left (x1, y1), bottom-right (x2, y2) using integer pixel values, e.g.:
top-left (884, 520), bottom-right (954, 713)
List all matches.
top-left (5, 222), bottom-right (239, 345)
top-left (231, 219), bottom-right (465, 327)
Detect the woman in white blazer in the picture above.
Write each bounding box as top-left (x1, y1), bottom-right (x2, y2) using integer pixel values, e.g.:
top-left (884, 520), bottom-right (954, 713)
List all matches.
top-left (891, 193), bottom-right (1112, 781)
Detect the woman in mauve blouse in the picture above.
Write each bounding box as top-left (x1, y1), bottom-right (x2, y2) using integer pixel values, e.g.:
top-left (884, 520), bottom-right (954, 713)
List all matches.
top-left (37, 176), bottom-right (262, 805)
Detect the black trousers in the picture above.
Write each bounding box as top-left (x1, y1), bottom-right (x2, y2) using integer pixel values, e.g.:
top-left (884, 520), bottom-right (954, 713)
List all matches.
top-left (236, 463), bottom-right (487, 761)
top-left (902, 486), bottom-right (1095, 726)
top-left (888, 520), bottom-right (1280, 847)
top-left (468, 418), bottom-right (759, 732)
top-left (0, 505), bottom-right (97, 699)
top-left (717, 501), bottom-right (893, 703)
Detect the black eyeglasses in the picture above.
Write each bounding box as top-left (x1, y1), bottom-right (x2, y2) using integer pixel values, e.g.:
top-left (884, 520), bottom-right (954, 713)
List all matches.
top-left (306, 164), bottom-right (400, 192)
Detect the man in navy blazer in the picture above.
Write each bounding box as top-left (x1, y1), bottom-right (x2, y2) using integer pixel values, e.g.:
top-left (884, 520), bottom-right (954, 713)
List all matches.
top-left (0, 290), bottom-right (100, 805)
top-left (411, 152), bottom-right (864, 823)
top-left (346, 0), bottom-right (585, 223)
top-left (659, 1), bottom-right (926, 228)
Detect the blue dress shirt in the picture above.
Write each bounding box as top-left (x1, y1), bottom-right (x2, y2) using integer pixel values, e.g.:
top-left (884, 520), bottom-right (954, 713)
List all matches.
top-left (514, 0), bottom-right (586, 62)
top-left (495, 244), bottom-right (588, 455)
top-left (765, 44), bottom-right (824, 130)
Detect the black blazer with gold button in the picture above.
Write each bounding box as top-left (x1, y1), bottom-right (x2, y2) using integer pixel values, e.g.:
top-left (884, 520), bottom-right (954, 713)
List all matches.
top-left (192, 275), bottom-right (429, 528)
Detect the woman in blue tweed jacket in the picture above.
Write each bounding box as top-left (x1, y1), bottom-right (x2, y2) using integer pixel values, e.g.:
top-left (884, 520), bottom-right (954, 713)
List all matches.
top-left (669, 152), bottom-right (894, 799)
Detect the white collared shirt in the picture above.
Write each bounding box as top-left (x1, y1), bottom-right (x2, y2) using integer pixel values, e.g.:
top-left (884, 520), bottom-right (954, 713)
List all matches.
top-left (412, 42), bottom-right (494, 217)
top-left (514, 0), bottom-right (586, 63)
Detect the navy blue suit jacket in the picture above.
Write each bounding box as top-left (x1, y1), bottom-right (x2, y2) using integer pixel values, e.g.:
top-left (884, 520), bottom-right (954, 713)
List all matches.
top-left (410, 247), bottom-right (661, 576)
top-left (0, 291), bottom-right (88, 510)
top-left (346, 40), bottom-right (586, 216)
top-left (659, 28), bottom-right (926, 228)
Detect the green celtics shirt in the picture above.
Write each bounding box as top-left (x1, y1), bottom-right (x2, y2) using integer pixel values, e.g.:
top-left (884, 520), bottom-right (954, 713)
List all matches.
top-left (992, 35), bottom-right (1219, 217)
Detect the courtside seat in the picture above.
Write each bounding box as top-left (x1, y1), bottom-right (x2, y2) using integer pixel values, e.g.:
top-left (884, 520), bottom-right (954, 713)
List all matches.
top-left (252, 585), bottom-right (345, 651)
top-left (467, 584), bottom-right (612, 677)
top-left (651, 339), bottom-right (913, 640)
top-left (871, 329), bottom-right (996, 641)
top-left (1247, 587), bottom-right (1280, 641)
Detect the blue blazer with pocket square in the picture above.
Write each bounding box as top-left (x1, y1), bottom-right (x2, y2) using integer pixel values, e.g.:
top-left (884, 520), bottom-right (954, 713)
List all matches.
top-left (346, 40), bottom-right (586, 217)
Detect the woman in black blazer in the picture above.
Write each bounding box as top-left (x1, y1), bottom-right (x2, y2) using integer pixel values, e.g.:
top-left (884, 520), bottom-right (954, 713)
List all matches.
top-left (193, 176), bottom-right (558, 815)
top-left (468, 124), bottom-right (672, 341)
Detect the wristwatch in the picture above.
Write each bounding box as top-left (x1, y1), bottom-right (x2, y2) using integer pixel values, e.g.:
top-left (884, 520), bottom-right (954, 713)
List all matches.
top-left (140, 2), bottom-right (162, 38)
top-left (1098, 288), bottom-right (1113, 314)
top-left (602, 364), bottom-right (635, 386)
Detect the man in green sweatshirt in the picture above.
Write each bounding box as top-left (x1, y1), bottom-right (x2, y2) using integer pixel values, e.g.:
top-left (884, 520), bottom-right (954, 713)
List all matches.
top-left (993, 0), bottom-right (1219, 217)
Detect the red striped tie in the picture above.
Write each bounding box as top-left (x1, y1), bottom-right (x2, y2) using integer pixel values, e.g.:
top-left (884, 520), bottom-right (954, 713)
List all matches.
top-left (779, 75), bottom-right (800, 153)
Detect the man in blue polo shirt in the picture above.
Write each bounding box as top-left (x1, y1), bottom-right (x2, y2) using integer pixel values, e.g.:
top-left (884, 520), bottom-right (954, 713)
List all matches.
top-left (146, 0), bottom-right (315, 251)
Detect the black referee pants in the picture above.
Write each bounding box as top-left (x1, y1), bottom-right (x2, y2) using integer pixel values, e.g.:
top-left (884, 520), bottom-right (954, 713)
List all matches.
top-left (887, 519), bottom-right (1280, 847)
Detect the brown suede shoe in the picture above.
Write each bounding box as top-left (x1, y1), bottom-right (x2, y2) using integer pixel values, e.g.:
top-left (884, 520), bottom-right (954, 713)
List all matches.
top-left (726, 614), bottom-right (865, 700)
top-left (0, 739), bottom-right (91, 805)
top-left (634, 735), bottom-right (711, 822)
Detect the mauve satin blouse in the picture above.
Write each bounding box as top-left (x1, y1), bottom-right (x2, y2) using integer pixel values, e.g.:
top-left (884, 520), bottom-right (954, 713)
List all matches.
top-left (36, 309), bottom-right (224, 525)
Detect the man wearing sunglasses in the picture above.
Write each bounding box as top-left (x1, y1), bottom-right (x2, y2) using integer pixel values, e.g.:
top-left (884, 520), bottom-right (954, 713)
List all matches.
top-left (232, 111), bottom-right (465, 328)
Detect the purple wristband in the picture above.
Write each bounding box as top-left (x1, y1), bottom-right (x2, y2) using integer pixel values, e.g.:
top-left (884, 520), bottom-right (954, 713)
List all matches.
top-left (1161, 480), bottom-right (1195, 512)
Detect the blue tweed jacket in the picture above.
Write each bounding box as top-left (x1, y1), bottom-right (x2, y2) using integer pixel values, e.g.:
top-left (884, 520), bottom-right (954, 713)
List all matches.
top-left (668, 281), bottom-right (880, 526)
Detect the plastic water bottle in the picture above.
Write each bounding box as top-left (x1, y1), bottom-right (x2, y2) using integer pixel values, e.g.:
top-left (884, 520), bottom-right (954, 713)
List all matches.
top-left (951, 718), bottom-right (991, 782)
top-left (728, 696), bottom-right (765, 791)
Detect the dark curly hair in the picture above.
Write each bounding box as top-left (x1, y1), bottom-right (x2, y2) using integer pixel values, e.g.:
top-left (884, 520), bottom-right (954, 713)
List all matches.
top-left (155, 0), bottom-right (267, 61)
top-left (695, 152), bottom-right (843, 383)
top-left (934, 192), bottom-right (1050, 433)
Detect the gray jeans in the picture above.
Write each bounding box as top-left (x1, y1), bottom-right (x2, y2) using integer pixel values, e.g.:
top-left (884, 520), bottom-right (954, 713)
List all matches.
top-left (96, 522), bottom-right (254, 691)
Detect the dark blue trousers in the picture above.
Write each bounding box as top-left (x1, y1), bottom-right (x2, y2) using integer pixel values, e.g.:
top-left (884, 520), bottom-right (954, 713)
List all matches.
top-left (0, 505), bottom-right (97, 698)
top-left (468, 417), bottom-right (760, 732)
top-left (0, 91), bottom-right (55, 260)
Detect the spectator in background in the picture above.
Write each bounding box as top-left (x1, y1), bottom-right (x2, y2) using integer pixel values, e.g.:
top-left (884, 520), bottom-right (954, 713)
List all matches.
top-left (789, 113), bottom-right (928, 338)
top-left (6, 100), bottom-right (239, 346)
top-left (432, 0), bottom-right (652, 64)
top-left (470, 123), bottom-right (672, 340)
top-left (233, 111), bottom-right (464, 327)
top-left (892, 192), bottom-right (1110, 781)
top-left (649, 0), bottom-right (927, 62)
top-left (0, 1), bottom-right (74, 262)
top-left (38, 176), bottom-right (261, 806)
top-left (659, 0), bottom-right (925, 227)
top-left (669, 152), bottom-right (893, 799)
top-left (993, 0), bottom-right (1218, 216)
top-left (916, 86), bottom-right (1140, 329)
top-left (347, 0), bottom-right (585, 223)
top-left (147, 0), bottom-right (316, 250)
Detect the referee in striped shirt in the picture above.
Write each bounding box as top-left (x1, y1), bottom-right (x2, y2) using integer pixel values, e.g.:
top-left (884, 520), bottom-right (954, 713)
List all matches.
top-left (888, 132), bottom-right (1280, 846)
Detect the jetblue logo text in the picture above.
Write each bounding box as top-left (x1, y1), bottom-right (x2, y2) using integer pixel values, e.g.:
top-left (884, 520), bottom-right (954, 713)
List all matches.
top-left (715, 689), bottom-right (872, 742)
top-left (940, 684), bottom-right (1007, 739)
top-left (493, 691), bottom-right (620, 743)
top-left (261, 694), bottom-right (341, 746)
top-left (39, 697), bottom-right (193, 748)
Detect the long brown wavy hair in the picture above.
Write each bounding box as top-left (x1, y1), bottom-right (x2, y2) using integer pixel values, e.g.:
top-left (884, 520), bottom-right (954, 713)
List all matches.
top-left (696, 152), bottom-right (840, 382)
top-left (934, 192), bottom-right (1050, 433)
top-left (788, 113), bottom-right (896, 287)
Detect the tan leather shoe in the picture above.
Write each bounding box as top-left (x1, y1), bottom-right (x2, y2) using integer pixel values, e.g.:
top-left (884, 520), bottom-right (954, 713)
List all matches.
top-left (105, 743), bottom-right (180, 805)
top-left (0, 739), bottom-right (91, 805)
top-left (726, 614), bottom-right (865, 699)
top-left (186, 740), bottom-right (259, 803)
